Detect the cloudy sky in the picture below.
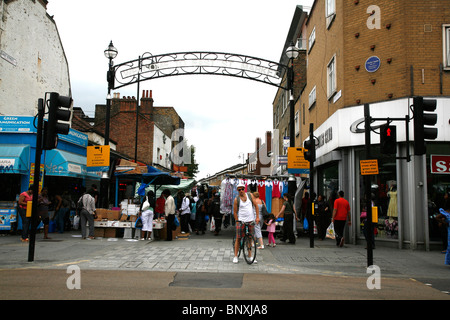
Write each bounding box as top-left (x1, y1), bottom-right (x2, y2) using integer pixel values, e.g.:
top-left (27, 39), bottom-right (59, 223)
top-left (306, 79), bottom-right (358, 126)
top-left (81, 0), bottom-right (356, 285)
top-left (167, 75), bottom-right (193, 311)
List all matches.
top-left (47, 0), bottom-right (313, 180)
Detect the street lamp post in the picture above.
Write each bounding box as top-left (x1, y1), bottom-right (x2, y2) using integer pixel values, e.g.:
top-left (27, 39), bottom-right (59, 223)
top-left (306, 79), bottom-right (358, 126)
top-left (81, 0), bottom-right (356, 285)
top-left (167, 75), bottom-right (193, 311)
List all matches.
top-left (101, 40), bottom-right (118, 208)
top-left (285, 42), bottom-right (299, 199)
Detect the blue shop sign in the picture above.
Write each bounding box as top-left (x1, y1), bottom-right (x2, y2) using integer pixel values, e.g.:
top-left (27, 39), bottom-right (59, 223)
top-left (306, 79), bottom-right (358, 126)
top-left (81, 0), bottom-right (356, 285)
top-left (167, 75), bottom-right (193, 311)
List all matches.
top-left (0, 116), bottom-right (36, 133)
top-left (365, 56), bottom-right (381, 73)
top-left (0, 116), bottom-right (87, 148)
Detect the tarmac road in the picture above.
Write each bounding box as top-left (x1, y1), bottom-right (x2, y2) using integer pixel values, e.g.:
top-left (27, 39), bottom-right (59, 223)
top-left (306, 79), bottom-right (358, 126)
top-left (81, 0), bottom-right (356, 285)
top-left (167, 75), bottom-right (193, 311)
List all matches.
top-left (1, 225), bottom-right (449, 302)
top-left (0, 268), bottom-right (448, 300)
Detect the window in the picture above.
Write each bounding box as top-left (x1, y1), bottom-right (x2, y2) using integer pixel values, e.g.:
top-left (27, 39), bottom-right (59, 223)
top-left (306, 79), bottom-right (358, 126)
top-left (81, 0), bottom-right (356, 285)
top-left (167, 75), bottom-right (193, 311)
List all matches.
top-left (326, 0), bottom-right (336, 28)
top-left (308, 27), bottom-right (316, 52)
top-left (282, 91), bottom-right (288, 115)
top-left (444, 24), bottom-right (450, 70)
top-left (309, 86), bottom-right (316, 109)
top-left (297, 36), bottom-right (307, 50)
top-left (327, 55), bottom-right (336, 98)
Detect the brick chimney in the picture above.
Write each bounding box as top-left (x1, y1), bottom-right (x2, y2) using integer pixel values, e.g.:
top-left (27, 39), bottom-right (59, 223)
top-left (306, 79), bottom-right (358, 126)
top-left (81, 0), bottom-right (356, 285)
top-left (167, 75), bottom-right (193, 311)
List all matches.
top-left (140, 90), bottom-right (154, 115)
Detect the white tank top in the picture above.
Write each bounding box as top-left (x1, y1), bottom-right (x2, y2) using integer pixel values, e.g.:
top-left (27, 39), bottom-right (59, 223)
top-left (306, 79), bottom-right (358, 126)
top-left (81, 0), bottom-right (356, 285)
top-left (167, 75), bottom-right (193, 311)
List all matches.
top-left (238, 195), bottom-right (254, 223)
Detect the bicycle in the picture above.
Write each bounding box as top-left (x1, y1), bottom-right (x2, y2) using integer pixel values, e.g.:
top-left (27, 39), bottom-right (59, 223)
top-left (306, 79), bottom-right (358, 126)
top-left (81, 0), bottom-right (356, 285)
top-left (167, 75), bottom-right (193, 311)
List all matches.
top-left (233, 221), bottom-right (257, 264)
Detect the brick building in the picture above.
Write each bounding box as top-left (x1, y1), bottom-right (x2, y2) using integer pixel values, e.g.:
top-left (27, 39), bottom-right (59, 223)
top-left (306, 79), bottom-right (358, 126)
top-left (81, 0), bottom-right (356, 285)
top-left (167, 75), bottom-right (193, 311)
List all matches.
top-left (94, 90), bottom-right (184, 171)
top-left (274, 1), bottom-right (450, 250)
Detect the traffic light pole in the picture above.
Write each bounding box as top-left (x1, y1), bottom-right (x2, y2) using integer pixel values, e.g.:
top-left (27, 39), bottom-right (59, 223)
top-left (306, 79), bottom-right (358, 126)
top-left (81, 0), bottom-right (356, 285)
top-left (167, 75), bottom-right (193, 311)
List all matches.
top-left (364, 104), bottom-right (374, 267)
top-left (307, 123), bottom-right (314, 249)
top-left (28, 98), bottom-right (44, 262)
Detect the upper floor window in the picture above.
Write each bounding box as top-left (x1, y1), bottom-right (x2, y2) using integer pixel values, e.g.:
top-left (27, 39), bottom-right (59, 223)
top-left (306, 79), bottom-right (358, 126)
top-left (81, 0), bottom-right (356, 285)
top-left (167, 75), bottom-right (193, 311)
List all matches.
top-left (444, 24), bottom-right (450, 70)
top-left (326, 0), bottom-right (336, 28)
top-left (308, 27), bottom-right (316, 52)
top-left (327, 55), bottom-right (337, 98)
top-left (309, 86), bottom-right (316, 109)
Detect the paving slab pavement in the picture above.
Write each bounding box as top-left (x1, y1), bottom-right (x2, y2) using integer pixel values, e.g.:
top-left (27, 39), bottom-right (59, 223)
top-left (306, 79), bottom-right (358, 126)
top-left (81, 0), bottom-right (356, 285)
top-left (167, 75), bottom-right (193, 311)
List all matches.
top-left (1, 226), bottom-right (449, 298)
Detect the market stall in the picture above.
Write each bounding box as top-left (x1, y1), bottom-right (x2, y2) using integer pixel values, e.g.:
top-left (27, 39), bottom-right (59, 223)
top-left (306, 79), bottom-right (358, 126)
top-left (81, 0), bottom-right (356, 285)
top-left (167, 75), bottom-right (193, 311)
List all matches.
top-left (91, 165), bottom-right (181, 239)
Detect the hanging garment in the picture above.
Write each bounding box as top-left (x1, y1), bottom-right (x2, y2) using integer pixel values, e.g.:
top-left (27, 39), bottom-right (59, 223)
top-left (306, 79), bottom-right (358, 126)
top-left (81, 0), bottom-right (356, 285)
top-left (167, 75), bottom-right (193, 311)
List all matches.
top-left (282, 181), bottom-right (288, 196)
top-left (220, 178), bottom-right (233, 214)
top-left (249, 179), bottom-right (258, 192)
top-left (272, 179), bottom-right (281, 198)
top-left (265, 180), bottom-right (272, 213)
top-left (258, 180), bottom-right (266, 202)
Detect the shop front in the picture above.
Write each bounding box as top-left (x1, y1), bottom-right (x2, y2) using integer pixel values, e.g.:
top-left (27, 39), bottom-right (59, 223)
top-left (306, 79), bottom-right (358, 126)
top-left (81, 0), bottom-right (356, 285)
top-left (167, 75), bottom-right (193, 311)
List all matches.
top-left (0, 115), bottom-right (100, 232)
top-left (310, 97), bottom-right (450, 250)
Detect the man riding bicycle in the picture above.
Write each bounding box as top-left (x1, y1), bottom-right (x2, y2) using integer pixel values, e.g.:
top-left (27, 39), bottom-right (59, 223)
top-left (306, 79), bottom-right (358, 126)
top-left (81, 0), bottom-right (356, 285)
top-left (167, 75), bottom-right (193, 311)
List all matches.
top-left (233, 183), bottom-right (260, 264)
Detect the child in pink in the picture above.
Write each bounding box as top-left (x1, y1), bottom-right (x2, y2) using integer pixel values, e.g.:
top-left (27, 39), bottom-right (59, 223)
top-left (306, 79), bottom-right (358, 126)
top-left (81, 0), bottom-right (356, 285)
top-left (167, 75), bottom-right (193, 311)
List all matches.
top-left (265, 214), bottom-right (276, 247)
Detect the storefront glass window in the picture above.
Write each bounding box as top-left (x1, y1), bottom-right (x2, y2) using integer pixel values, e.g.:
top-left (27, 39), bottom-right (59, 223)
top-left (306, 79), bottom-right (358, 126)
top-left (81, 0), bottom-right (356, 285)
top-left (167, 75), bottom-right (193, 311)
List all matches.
top-left (317, 162), bottom-right (339, 203)
top-left (358, 149), bottom-right (398, 240)
top-left (426, 143), bottom-right (450, 247)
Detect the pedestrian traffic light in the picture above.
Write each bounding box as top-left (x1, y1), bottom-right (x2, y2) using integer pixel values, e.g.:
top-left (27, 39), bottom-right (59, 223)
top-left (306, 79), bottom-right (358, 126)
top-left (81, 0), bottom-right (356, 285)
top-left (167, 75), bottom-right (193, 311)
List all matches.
top-left (380, 124), bottom-right (397, 154)
top-left (413, 96), bottom-right (437, 155)
top-left (303, 139), bottom-right (316, 162)
top-left (43, 92), bottom-right (72, 150)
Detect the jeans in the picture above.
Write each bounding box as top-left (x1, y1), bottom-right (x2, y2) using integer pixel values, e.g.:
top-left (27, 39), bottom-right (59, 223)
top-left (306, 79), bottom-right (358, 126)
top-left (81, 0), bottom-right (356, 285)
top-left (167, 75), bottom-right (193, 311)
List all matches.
top-left (80, 209), bottom-right (94, 238)
top-left (18, 207), bottom-right (30, 240)
top-left (55, 207), bottom-right (69, 233)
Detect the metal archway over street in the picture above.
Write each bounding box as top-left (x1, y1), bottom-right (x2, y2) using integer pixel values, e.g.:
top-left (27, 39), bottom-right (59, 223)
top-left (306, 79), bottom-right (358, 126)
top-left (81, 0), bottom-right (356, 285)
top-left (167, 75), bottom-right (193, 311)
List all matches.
top-left (112, 51), bottom-right (289, 90)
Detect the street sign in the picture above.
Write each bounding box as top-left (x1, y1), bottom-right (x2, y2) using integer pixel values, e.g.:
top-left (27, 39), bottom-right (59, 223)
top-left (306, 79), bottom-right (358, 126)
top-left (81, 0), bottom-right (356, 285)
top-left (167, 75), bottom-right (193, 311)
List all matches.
top-left (87, 145), bottom-right (110, 167)
top-left (360, 159), bottom-right (379, 175)
top-left (288, 147), bottom-right (309, 174)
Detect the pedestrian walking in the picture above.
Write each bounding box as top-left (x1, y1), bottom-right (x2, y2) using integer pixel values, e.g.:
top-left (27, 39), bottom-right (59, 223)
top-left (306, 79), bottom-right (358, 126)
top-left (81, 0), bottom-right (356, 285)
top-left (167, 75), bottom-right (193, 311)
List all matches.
top-left (209, 191), bottom-right (222, 235)
top-left (265, 213), bottom-right (277, 247)
top-left (316, 194), bottom-right (330, 240)
top-left (437, 203), bottom-right (450, 265)
top-left (332, 190), bottom-right (351, 247)
top-left (162, 189), bottom-right (176, 241)
top-left (195, 193), bottom-right (207, 235)
top-left (37, 187), bottom-right (51, 239)
top-left (139, 191), bottom-right (154, 241)
top-left (179, 191), bottom-right (191, 234)
top-left (252, 192), bottom-right (265, 249)
top-left (18, 185), bottom-right (33, 242)
top-left (54, 191), bottom-right (71, 233)
top-left (232, 183), bottom-right (260, 263)
top-left (276, 193), bottom-right (297, 244)
top-left (78, 188), bottom-right (97, 240)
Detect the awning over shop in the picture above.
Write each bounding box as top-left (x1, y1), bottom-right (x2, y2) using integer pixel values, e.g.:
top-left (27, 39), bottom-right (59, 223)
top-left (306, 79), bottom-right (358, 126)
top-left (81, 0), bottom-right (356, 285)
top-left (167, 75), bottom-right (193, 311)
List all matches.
top-left (45, 149), bottom-right (101, 180)
top-left (0, 144), bottom-right (30, 174)
top-left (114, 166), bottom-right (181, 206)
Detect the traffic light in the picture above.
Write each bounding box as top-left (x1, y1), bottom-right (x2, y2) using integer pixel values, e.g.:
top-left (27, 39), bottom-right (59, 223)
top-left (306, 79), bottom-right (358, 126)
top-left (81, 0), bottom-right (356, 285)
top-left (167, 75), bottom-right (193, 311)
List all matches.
top-left (413, 96), bottom-right (437, 155)
top-left (303, 139), bottom-right (316, 162)
top-left (380, 124), bottom-right (397, 154)
top-left (43, 92), bottom-right (72, 150)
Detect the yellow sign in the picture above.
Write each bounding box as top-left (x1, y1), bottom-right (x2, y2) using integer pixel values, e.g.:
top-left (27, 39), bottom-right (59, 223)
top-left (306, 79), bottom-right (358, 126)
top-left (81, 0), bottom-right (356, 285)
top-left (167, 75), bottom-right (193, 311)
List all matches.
top-left (372, 206), bottom-right (378, 223)
top-left (288, 147), bottom-right (309, 169)
top-left (87, 145), bottom-right (110, 167)
top-left (360, 159), bottom-right (379, 175)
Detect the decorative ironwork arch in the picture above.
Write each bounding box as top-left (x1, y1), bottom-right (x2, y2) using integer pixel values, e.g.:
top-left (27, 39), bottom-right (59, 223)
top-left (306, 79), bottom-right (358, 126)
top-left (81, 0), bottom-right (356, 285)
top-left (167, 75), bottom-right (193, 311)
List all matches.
top-left (111, 51), bottom-right (289, 90)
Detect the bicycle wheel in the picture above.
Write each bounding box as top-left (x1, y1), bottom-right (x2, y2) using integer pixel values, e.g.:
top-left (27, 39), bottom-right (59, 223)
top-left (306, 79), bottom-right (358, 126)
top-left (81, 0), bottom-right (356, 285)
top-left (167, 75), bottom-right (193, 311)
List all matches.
top-left (243, 234), bottom-right (257, 264)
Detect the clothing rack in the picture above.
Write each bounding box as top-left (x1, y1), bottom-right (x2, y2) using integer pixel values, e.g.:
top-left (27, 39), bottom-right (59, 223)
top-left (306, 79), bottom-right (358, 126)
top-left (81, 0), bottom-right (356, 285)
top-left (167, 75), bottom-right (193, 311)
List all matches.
top-left (224, 174), bottom-right (290, 181)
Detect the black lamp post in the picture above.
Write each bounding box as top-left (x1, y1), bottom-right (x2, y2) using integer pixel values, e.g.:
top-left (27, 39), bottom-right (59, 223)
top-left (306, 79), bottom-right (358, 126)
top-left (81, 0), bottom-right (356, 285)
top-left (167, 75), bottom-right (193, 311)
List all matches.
top-left (101, 40), bottom-right (117, 208)
top-left (285, 41), bottom-right (299, 199)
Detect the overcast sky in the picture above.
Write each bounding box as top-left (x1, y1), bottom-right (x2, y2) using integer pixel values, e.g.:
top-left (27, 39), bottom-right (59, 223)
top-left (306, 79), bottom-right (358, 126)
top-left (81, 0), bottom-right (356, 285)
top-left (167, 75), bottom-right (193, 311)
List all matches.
top-left (47, 0), bottom-right (313, 180)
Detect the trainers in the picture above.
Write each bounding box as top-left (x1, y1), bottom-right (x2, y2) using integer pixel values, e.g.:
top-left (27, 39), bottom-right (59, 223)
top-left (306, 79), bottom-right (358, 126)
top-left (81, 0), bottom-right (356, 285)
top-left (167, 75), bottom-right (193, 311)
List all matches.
top-left (233, 256), bottom-right (238, 264)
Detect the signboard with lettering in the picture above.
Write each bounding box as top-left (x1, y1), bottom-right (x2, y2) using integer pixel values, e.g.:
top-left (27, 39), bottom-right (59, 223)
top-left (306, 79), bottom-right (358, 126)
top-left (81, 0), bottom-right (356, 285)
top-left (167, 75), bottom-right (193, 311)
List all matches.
top-left (287, 147), bottom-right (309, 174)
top-left (431, 155), bottom-right (450, 174)
top-left (87, 145), bottom-right (110, 168)
top-left (365, 56), bottom-right (381, 73)
top-left (360, 159), bottom-right (379, 175)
